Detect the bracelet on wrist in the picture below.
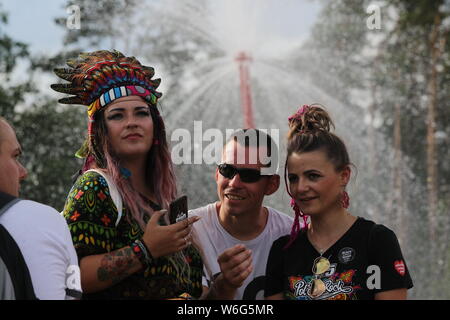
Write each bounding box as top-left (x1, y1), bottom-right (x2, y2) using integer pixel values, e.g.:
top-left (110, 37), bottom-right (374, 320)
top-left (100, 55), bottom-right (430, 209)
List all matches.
top-left (131, 239), bottom-right (153, 267)
top-left (139, 239), bottom-right (154, 260)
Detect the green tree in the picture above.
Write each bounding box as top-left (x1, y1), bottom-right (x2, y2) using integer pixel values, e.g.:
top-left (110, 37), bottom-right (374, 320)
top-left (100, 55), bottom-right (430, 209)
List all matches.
top-left (377, 0), bottom-right (450, 299)
top-left (54, 0), bottom-right (222, 109)
top-left (298, 0), bottom-right (450, 299)
top-left (0, 5), bottom-right (88, 210)
top-left (16, 102), bottom-right (85, 210)
top-left (0, 4), bottom-right (31, 120)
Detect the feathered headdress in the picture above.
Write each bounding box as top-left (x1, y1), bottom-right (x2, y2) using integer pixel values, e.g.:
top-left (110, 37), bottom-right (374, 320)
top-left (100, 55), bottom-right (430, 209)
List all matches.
top-left (51, 50), bottom-right (162, 159)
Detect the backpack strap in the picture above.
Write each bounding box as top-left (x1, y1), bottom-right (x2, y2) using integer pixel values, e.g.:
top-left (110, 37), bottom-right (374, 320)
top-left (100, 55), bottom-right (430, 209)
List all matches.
top-left (0, 225), bottom-right (38, 299)
top-left (85, 169), bottom-right (123, 227)
top-left (0, 192), bottom-right (21, 217)
top-left (0, 191), bottom-right (37, 300)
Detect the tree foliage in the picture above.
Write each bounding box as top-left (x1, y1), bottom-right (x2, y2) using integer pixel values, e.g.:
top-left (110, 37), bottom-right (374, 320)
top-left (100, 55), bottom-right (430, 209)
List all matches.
top-left (0, 5), bottom-right (31, 120)
top-left (0, 5), bottom-right (86, 209)
top-left (16, 103), bottom-right (85, 210)
top-left (297, 0), bottom-right (450, 299)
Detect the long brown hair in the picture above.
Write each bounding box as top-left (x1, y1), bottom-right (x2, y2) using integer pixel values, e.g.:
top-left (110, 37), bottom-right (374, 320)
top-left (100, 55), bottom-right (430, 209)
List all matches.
top-left (92, 102), bottom-right (177, 229)
top-left (92, 102), bottom-right (192, 286)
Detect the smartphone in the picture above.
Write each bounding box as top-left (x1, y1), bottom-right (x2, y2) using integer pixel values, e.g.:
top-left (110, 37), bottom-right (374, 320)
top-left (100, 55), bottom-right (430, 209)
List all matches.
top-left (169, 195), bottom-right (188, 224)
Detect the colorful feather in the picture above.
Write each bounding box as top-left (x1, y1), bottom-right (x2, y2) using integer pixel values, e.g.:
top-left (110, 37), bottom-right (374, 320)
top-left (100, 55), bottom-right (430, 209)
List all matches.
top-left (51, 50), bottom-right (162, 110)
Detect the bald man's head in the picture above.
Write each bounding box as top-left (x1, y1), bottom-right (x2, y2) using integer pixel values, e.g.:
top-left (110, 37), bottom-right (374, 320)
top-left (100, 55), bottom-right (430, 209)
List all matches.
top-left (0, 118), bottom-right (27, 196)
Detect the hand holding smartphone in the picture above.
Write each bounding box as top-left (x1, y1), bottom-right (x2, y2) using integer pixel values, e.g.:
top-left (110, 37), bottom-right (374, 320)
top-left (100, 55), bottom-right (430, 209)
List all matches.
top-left (169, 195), bottom-right (188, 224)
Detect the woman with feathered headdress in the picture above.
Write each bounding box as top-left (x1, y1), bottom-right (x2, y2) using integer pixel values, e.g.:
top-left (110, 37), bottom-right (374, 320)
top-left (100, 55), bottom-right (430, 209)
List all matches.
top-left (53, 50), bottom-right (203, 299)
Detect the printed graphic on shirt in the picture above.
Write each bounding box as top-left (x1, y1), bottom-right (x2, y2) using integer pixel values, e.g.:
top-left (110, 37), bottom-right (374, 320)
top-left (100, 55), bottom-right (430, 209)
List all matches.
top-left (286, 268), bottom-right (361, 300)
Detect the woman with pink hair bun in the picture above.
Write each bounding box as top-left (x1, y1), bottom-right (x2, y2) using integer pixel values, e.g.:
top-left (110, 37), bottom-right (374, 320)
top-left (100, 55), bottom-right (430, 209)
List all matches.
top-left (265, 104), bottom-right (413, 300)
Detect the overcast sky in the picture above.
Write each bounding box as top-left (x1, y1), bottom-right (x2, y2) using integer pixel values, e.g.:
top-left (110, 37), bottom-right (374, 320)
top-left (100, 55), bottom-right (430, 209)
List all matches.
top-left (2, 0), bottom-right (67, 54)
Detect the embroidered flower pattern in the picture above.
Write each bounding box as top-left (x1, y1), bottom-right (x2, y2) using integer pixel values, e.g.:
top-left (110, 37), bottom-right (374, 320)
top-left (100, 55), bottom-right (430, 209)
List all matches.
top-left (62, 171), bottom-right (203, 299)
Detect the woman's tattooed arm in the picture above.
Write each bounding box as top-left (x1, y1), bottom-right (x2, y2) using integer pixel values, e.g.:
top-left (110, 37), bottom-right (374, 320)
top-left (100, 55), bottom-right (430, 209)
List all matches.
top-left (79, 246), bottom-right (143, 293)
top-left (97, 246), bottom-right (142, 284)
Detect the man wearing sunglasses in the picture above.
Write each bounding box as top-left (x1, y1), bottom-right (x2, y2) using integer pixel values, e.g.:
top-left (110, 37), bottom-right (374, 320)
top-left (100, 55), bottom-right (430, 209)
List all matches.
top-left (191, 129), bottom-right (293, 300)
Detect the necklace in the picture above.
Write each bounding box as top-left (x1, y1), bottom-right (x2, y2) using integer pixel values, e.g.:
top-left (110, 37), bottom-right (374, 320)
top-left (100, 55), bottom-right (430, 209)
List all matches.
top-left (309, 252), bottom-right (332, 299)
top-left (308, 230), bottom-right (328, 255)
top-left (308, 214), bottom-right (357, 255)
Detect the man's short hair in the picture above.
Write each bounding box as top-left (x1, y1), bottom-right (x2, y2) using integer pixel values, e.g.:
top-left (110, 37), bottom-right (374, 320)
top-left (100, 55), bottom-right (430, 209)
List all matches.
top-left (226, 128), bottom-right (279, 174)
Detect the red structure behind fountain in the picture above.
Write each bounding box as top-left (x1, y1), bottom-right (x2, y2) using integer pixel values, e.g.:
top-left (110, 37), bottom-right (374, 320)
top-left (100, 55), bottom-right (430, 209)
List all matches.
top-left (235, 52), bottom-right (255, 129)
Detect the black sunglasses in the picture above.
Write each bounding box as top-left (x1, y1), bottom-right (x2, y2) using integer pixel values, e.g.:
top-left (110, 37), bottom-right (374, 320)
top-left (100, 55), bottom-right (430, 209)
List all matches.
top-left (217, 163), bottom-right (266, 183)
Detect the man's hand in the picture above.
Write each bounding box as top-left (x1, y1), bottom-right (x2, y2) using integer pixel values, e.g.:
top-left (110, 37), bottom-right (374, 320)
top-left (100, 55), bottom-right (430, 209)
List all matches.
top-left (203, 244), bottom-right (253, 299)
top-left (218, 244), bottom-right (253, 289)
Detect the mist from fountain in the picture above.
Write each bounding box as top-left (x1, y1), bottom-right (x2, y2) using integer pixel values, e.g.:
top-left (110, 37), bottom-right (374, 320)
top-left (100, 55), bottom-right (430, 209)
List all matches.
top-left (123, 0), bottom-right (435, 299)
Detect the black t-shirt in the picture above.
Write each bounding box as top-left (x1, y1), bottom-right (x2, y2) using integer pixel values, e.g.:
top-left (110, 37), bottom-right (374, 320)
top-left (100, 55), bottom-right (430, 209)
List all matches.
top-left (265, 217), bottom-right (413, 300)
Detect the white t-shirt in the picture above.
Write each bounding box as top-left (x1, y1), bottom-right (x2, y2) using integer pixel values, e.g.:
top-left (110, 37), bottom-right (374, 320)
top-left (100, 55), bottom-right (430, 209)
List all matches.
top-left (0, 200), bottom-right (81, 299)
top-left (190, 202), bottom-right (293, 300)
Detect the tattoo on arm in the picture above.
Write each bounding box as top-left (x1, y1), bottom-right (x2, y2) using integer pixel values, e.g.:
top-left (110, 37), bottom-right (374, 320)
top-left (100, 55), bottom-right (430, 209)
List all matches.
top-left (97, 247), bottom-right (140, 285)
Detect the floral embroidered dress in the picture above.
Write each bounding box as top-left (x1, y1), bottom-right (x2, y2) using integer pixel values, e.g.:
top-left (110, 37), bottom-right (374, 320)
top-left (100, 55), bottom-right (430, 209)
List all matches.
top-left (63, 171), bottom-right (203, 299)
